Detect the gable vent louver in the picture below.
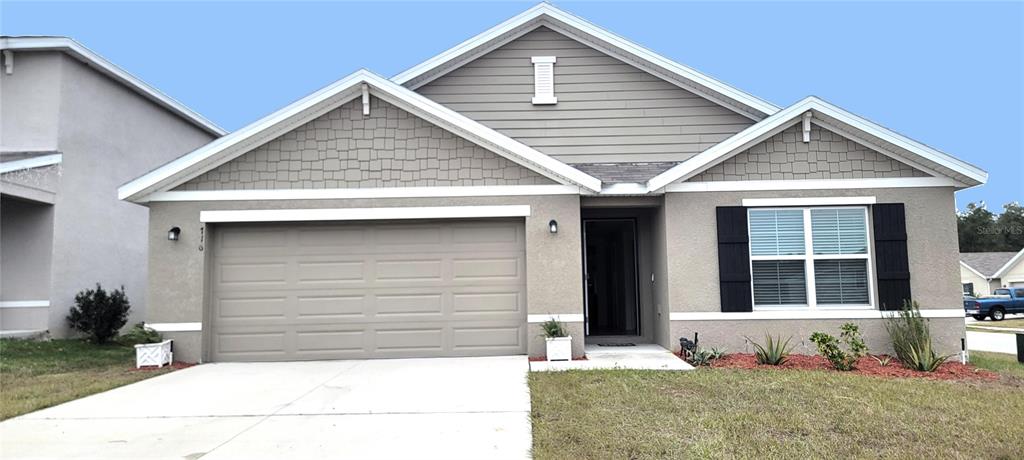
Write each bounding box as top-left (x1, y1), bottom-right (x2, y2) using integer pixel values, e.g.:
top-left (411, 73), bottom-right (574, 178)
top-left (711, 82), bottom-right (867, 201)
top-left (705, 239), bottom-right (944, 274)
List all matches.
top-left (531, 56), bottom-right (557, 105)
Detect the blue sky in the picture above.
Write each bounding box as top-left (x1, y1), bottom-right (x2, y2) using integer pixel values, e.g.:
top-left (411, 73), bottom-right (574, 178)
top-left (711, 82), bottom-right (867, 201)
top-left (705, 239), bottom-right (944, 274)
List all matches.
top-left (3, 1), bottom-right (1021, 209)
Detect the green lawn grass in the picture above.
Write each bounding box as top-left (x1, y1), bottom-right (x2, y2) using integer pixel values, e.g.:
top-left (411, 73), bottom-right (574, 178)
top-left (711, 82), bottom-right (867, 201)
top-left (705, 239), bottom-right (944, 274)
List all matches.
top-left (530, 368), bottom-right (1024, 459)
top-left (967, 317), bottom-right (1024, 333)
top-left (971, 350), bottom-right (1024, 379)
top-left (0, 339), bottom-right (174, 420)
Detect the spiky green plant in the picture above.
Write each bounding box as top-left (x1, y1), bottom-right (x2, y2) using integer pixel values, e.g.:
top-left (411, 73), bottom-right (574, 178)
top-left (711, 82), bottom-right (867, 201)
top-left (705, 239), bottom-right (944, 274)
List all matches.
top-left (883, 300), bottom-right (953, 372)
top-left (747, 333), bottom-right (794, 365)
top-left (539, 318), bottom-right (569, 338)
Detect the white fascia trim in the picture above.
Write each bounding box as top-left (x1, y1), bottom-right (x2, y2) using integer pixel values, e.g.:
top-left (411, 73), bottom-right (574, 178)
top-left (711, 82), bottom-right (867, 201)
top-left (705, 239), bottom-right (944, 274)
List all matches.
top-left (669, 309), bottom-right (965, 321)
top-left (993, 248), bottom-right (1024, 278)
top-left (527, 314), bottom-right (585, 323)
top-left (0, 37), bottom-right (224, 136)
top-left (146, 185), bottom-right (580, 202)
top-left (647, 96), bottom-right (987, 191)
top-left (0, 300), bottom-right (50, 309)
top-left (119, 70), bottom-right (601, 202)
top-left (741, 196), bottom-right (876, 207)
top-left (664, 177), bottom-right (959, 193)
top-left (199, 205), bottom-right (531, 223)
top-left (960, 260), bottom-right (990, 280)
top-left (0, 154), bottom-right (62, 174)
top-left (600, 183), bottom-right (649, 195)
top-left (146, 322), bottom-right (202, 332)
top-left (391, 3), bottom-right (778, 117)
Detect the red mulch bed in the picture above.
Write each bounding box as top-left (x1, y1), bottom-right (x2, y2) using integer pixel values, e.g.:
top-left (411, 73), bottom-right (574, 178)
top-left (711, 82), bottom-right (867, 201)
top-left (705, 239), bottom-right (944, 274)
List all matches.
top-left (134, 361), bottom-right (196, 371)
top-left (529, 356), bottom-right (588, 362)
top-left (702, 353), bottom-right (997, 381)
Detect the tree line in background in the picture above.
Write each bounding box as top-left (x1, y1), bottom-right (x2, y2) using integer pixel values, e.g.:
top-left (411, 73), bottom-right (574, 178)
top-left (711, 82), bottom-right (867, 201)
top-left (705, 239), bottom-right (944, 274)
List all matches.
top-left (957, 202), bottom-right (1024, 252)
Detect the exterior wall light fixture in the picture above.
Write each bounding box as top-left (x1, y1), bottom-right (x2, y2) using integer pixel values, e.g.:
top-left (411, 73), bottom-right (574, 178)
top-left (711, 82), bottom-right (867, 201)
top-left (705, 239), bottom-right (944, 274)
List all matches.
top-left (168, 227), bottom-right (181, 241)
top-left (548, 220), bottom-right (558, 234)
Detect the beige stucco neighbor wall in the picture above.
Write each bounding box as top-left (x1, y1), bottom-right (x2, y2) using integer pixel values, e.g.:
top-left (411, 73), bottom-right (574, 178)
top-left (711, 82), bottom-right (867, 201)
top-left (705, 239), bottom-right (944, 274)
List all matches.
top-left (146, 194), bottom-right (583, 362)
top-left (1001, 256), bottom-right (1024, 286)
top-left (960, 264), bottom-right (999, 296)
top-left (178, 97), bottom-right (552, 191)
top-left (687, 124), bottom-right (928, 182)
top-left (662, 187), bottom-right (963, 354)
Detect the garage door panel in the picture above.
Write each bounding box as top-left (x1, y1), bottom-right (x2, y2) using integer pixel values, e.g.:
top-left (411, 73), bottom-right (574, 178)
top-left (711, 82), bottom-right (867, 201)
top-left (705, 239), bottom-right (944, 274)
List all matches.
top-left (210, 219), bottom-right (527, 362)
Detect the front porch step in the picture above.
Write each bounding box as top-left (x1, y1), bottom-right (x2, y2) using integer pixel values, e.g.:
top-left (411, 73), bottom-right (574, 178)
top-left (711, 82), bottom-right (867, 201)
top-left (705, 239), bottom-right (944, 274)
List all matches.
top-left (530, 344), bottom-right (693, 372)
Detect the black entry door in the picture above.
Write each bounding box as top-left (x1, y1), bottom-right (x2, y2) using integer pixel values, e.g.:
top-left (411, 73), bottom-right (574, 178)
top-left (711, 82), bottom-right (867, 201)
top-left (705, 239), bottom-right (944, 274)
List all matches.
top-left (584, 219), bottom-right (639, 336)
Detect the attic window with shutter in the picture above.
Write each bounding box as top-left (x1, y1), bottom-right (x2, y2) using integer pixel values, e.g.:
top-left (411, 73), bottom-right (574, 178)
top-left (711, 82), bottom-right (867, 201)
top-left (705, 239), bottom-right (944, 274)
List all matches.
top-left (531, 56), bottom-right (557, 105)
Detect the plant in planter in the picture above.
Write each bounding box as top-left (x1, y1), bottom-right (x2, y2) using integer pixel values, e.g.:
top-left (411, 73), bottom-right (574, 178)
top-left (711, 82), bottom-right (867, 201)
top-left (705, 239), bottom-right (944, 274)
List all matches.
top-left (884, 300), bottom-right (952, 372)
top-left (540, 318), bottom-right (571, 361)
top-left (809, 323), bottom-right (868, 371)
top-left (746, 333), bottom-right (793, 365)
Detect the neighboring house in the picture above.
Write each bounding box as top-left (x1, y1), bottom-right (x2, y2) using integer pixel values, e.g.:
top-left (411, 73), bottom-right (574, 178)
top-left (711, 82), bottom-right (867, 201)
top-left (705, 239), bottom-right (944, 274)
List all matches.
top-left (120, 4), bottom-right (985, 363)
top-left (961, 249), bottom-right (1024, 295)
top-left (0, 37), bottom-right (222, 337)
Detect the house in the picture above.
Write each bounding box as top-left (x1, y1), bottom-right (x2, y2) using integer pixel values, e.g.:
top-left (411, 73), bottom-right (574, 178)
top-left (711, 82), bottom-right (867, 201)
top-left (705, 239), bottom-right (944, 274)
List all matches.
top-left (961, 249), bottom-right (1024, 295)
top-left (0, 37), bottom-right (222, 337)
top-left (120, 4), bottom-right (985, 363)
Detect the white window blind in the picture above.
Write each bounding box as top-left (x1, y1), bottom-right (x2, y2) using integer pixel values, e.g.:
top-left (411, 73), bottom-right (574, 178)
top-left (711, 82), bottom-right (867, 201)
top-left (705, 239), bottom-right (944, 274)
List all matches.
top-left (752, 260), bottom-right (808, 305)
top-left (811, 208), bottom-right (868, 255)
top-left (531, 56), bottom-right (557, 105)
top-left (749, 209), bottom-right (805, 256)
top-left (814, 259), bottom-right (869, 304)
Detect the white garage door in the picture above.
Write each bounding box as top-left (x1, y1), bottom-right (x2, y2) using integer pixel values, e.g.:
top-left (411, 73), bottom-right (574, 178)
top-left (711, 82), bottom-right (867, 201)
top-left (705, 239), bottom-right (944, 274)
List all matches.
top-left (208, 219), bottom-right (527, 362)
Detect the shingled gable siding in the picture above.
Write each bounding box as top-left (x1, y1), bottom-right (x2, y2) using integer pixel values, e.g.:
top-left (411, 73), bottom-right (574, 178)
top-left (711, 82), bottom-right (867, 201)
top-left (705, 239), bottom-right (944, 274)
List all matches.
top-left (175, 97), bottom-right (554, 191)
top-left (416, 27), bottom-right (755, 164)
top-left (685, 124), bottom-right (930, 183)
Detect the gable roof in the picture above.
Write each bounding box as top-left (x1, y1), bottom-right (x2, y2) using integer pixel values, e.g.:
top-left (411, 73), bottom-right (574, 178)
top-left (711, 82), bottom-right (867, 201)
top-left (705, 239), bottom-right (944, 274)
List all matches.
top-left (993, 248), bottom-right (1024, 279)
top-left (961, 252), bottom-right (1019, 278)
top-left (1, 36), bottom-right (225, 137)
top-left (646, 96), bottom-right (989, 191)
top-left (118, 70), bottom-right (602, 202)
top-left (391, 3), bottom-right (779, 120)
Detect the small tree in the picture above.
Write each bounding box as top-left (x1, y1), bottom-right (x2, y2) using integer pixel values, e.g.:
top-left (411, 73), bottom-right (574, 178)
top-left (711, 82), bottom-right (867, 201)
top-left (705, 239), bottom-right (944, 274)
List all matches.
top-left (67, 284), bottom-right (131, 344)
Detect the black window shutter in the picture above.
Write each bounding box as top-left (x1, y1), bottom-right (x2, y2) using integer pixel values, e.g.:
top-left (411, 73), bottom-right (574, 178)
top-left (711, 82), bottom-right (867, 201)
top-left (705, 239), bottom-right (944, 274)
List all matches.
top-left (717, 206), bottom-right (752, 312)
top-left (873, 203), bottom-right (911, 311)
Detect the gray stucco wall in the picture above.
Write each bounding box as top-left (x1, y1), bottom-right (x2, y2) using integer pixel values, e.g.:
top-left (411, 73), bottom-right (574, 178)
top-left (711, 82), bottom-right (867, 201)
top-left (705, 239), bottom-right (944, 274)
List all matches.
top-left (177, 97), bottom-right (552, 190)
top-left (0, 52), bottom-right (62, 152)
top-left (417, 26), bottom-right (753, 164)
top-left (662, 187), bottom-right (963, 354)
top-left (687, 123), bottom-right (929, 182)
top-left (0, 198), bottom-right (54, 331)
top-left (145, 194), bottom-right (583, 362)
top-left (1, 50), bottom-right (217, 335)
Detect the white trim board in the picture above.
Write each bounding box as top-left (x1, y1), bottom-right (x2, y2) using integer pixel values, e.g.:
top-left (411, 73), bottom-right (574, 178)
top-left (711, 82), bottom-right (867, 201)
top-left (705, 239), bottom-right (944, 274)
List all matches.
top-left (118, 70), bottom-right (602, 202)
top-left (0, 300), bottom-right (50, 309)
top-left (664, 177), bottom-right (960, 193)
top-left (669, 309), bottom-right (964, 321)
top-left (527, 314), bottom-right (585, 323)
top-left (0, 154), bottom-right (62, 174)
top-left (199, 205), bottom-right (532, 223)
top-left (0, 37), bottom-right (224, 136)
top-left (741, 196), bottom-right (876, 207)
top-left (147, 185), bottom-right (580, 202)
top-left (391, 3), bottom-right (779, 119)
top-left (145, 322), bottom-right (202, 332)
top-left (647, 96), bottom-right (987, 191)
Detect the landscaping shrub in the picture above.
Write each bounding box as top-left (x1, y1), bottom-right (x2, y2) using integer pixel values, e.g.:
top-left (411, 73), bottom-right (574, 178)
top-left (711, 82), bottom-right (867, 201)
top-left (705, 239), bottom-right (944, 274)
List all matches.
top-left (884, 300), bottom-right (952, 372)
top-left (688, 347), bottom-right (726, 366)
top-left (118, 322), bottom-right (162, 345)
top-left (539, 318), bottom-right (568, 338)
top-left (747, 333), bottom-right (793, 365)
top-left (809, 323), bottom-right (868, 371)
top-left (67, 284), bottom-right (131, 344)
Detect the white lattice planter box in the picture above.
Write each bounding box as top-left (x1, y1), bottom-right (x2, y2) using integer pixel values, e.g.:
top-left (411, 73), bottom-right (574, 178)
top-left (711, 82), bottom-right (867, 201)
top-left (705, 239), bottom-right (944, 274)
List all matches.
top-left (545, 336), bottom-right (572, 361)
top-left (135, 340), bottom-right (173, 368)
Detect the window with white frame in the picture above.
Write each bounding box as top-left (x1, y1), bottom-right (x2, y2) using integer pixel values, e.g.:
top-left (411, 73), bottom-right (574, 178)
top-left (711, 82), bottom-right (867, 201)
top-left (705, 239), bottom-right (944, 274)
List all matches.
top-left (748, 207), bottom-right (872, 309)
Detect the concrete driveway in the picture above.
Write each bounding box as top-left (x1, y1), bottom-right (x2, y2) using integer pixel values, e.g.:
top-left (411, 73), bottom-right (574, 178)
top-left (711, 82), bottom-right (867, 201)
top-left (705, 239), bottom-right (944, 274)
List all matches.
top-left (0, 356), bottom-right (531, 459)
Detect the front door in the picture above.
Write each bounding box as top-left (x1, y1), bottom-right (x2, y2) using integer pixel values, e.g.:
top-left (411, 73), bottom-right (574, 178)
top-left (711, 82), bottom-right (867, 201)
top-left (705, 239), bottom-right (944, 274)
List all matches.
top-left (583, 219), bottom-right (640, 336)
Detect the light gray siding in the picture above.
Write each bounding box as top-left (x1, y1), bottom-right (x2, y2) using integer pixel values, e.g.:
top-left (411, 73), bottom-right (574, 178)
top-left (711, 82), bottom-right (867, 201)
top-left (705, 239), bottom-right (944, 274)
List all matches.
top-left (177, 97), bottom-right (553, 191)
top-left (686, 124), bottom-right (930, 182)
top-left (417, 27), bottom-right (754, 164)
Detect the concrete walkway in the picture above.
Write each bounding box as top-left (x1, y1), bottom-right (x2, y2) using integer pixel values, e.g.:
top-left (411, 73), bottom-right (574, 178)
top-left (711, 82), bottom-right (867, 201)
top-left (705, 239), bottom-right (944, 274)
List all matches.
top-left (530, 344), bottom-right (693, 371)
top-left (0, 357), bottom-right (531, 460)
top-left (966, 330), bottom-right (1020, 355)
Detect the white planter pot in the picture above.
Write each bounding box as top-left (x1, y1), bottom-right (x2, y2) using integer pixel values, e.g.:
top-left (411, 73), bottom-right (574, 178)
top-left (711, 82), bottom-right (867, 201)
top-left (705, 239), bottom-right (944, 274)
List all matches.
top-left (135, 340), bottom-right (173, 368)
top-left (545, 336), bottom-right (572, 361)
